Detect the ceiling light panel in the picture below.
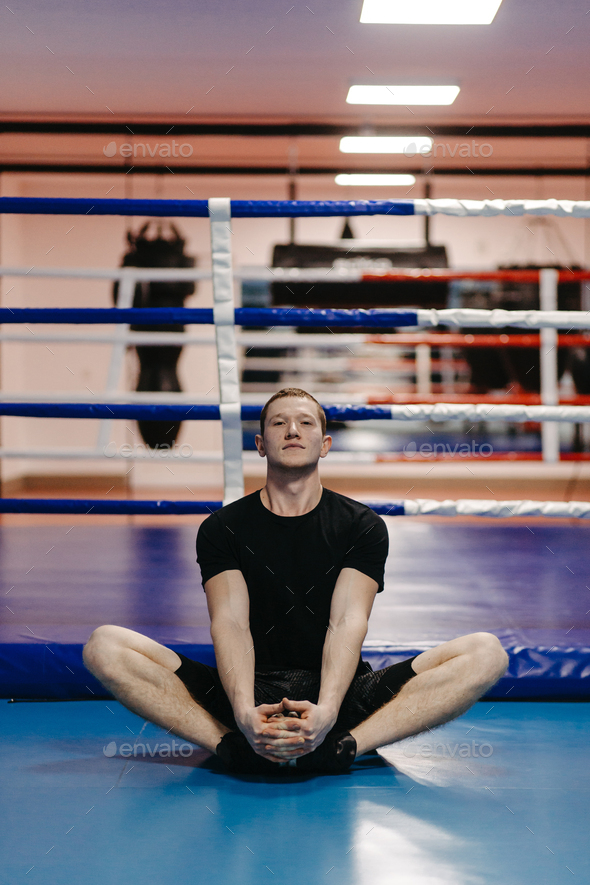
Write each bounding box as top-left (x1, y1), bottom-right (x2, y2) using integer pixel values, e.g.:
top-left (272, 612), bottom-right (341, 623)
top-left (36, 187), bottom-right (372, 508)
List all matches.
top-left (347, 85), bottom-right (460, 105)
top-left (340, 136), bottom-right (433, 154)
top-left (360, 0), bottom-right (503, 25)
top-left (335, 174), bottom-right (416, 186)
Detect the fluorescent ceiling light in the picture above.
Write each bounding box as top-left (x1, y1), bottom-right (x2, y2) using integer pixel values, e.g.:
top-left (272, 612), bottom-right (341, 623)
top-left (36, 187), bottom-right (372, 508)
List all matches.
top-left (347, 85), bottom-right (460, 106)
top-left (340, 136), bottom-right (432, 154)
top-left (360, 0), bottom-right (503, 25)
top-left (335, 174), bottom-right (416, 186)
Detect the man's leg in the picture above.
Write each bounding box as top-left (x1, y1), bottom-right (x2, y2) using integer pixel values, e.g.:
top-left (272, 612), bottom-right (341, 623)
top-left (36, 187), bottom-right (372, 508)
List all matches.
top-left (351, 632), bottom-right (508, 755)
top-left (83, 625), bottom-right (230, 754)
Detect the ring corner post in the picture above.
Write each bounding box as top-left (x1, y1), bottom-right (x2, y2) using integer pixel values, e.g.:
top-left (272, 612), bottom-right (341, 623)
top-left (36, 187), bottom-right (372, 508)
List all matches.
top-left (540, 267), bottom-right (560, 463)
top-left (208, 198), bottom-right (244, 506)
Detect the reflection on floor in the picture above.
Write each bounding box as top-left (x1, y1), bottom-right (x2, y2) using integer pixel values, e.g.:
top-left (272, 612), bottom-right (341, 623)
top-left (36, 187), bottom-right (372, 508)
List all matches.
top-left (2, 699), bottom-right (588, 885)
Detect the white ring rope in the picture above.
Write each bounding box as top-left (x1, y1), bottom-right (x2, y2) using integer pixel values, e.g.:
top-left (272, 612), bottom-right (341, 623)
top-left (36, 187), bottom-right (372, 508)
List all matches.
top-left (0, 265), bottom-right (211, 281)
top-left (401, 499), bottom-right (590, 518)
top-left (414, 199), bottom-right (590, 218)
top-left (416, 308), bottom-right (590, 329)
top-left (389, 403), bottom-right (590, 424)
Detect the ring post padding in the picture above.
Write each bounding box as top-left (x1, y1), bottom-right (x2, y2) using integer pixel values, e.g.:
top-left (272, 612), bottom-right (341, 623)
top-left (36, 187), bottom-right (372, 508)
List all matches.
top-left (209, 198), bottom-right (244, 505)
top-left (540, 269), bottom-right (560, 463)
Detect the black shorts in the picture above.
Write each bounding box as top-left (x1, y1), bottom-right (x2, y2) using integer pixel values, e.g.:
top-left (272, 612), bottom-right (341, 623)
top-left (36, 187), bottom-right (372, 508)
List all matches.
top-left (174, 654), bottom-right (418, 733)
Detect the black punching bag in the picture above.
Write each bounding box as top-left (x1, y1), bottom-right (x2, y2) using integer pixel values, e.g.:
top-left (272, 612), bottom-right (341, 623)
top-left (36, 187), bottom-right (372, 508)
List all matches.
top-left (113, 222), bottom-right (196, 448)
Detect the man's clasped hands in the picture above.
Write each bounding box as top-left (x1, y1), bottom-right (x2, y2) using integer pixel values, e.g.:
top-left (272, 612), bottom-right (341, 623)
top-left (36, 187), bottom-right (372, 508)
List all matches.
top-left (236, 698), bottom-right (338, 763)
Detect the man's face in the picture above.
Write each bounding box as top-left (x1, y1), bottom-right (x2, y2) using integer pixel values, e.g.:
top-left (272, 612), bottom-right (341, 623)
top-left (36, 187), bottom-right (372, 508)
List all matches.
top-left (255, 397), bottom-right (332, 469)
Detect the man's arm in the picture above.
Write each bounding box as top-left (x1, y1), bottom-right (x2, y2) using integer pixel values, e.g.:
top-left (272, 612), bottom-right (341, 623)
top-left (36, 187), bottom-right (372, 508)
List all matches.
top-left (204, 569), bottom-right (255, 716)
top-left (318, 566), bottom-right (378, 713)
top-left (204, 570), bottom-right (302, 761)
top-left (278, 568), bottom-right (378, 755)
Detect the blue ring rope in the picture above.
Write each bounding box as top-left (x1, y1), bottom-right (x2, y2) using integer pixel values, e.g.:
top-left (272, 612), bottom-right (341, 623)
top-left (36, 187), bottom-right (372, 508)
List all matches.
top-left (0, 498), bottom-right (405, 515)
top-left (0, 307), bottom-right (420, 327)
top-left (0, 197), bottom-right (415, 218)
top-left (0, 403), bottom-right (393, 421)
top-left (0, 499), bottom-right (221, 515)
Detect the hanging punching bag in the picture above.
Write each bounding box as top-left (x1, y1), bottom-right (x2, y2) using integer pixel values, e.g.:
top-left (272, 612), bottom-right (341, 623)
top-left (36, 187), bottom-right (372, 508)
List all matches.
top-left (113, 222), bottom-right (196, 448)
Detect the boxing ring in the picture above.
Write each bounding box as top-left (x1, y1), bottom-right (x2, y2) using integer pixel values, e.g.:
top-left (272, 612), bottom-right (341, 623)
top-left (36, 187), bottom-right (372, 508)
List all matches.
top-left (1, 197), bottom-right (589, 884)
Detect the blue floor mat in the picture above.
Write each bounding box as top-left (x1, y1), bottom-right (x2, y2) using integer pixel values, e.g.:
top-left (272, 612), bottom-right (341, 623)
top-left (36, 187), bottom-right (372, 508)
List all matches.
top-left (1, 521), bottom-right (589, 698)
top-left (1, 699), bottom-right (588, 885)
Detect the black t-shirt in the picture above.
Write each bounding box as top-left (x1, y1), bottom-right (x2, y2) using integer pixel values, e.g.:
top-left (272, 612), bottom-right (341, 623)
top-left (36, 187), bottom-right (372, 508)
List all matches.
top-left (196, 488), bottom-right (388, 670)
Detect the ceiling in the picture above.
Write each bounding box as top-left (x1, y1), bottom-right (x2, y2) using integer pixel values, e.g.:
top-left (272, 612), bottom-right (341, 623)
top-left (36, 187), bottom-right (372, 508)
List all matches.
top-left (1, 0), bottom-right (590, 174)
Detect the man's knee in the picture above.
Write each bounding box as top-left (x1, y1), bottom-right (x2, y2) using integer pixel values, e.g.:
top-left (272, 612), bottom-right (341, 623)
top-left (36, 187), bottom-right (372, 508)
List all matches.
top-left (83, 625), bottom-right (180, 680)
top-left (468, 632), bottom-right (509, 680)
top-left (83, 625), bottom-right (129, 678)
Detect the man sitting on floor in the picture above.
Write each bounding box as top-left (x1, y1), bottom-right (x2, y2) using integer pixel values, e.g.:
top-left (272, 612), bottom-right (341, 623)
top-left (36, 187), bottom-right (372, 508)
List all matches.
top-left (84, 387), bottom-right (508, 774)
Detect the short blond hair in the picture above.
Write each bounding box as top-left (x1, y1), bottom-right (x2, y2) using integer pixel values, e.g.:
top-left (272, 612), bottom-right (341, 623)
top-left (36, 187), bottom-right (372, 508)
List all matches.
top-left (259, 388), bottom-right (326, 437)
